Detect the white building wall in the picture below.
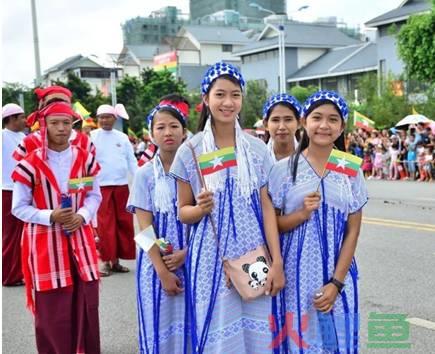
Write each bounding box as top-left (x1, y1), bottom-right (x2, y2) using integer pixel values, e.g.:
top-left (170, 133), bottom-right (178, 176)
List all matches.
top-left (178, 50), bottom-right (200, 65)
top-left (200, 44), bottom-right (242, 64)
top-left (122, 65), bottom-right (141, 77)
top-left (297, 48), bottom-right (326, 69)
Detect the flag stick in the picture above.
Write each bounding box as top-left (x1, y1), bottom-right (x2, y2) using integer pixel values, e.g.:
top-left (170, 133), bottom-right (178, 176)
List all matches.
top-left (315, 145), bottom-right (336, 192)
top-left (188, 143), bottom-right (219, 239)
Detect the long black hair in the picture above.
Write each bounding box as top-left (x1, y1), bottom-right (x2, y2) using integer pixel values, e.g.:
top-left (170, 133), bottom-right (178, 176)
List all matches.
top-left (197, 74), bottom-right (243, 132)
top-left (264, 102), bottom-right (301, 144)
top-left (291, 99), bottom-right (346, 183)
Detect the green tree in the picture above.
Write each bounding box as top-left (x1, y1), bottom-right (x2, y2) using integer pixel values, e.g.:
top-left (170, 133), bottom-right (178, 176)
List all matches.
top-left (2, 82), bottom-right (38, 113)
top-left (116, 75), bottom-right (145, 132)
top-left (52, 72), bottom-right (109, 117)
top-left (53, 72), bottom-right (92, 104)
top-left (397, 0), bottom-right (435, 82)
top-left (289, 85), bottom-right (319, 104)
top-left (186, 91), bottom-right (202, 133)
top-left (350, 73), bottom-right (410, 129)
top-left (116, 69), bottom-right (188, 134)
top-left (412, 83), bottom-right (435, 119)
top-left (241, 80), bottom-right (268, 128)
top-left (86, 88), bottom-right (110, 116)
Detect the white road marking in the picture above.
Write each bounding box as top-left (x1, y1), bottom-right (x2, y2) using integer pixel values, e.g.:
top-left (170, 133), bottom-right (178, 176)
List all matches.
top-left (407, 317), bottom-right (435, 331)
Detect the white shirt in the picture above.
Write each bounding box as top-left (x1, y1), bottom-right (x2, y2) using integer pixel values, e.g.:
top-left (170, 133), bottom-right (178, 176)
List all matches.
top-left (90, 128), bottom-right (137, 186)
top-left (2, 128), bottom-right (25, 190)
top-left (12, 147), bottom-right (102, 226)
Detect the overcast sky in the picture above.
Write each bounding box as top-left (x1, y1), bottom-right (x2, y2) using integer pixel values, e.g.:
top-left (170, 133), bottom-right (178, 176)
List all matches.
top-left (1, 0), bottom-right (401, 86)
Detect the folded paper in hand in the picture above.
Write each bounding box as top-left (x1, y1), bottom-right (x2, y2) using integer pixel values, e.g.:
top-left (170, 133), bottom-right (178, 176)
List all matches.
top-left (134, 225), bottom-right (157, 252)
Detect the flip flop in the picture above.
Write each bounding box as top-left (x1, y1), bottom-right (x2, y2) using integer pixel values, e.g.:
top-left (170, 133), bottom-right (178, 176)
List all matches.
top-left (111, 263), bottom-right (130, 273)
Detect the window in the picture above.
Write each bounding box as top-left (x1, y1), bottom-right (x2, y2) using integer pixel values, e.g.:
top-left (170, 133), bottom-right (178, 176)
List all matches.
top-left (322, 77), bottom-right (338, 91)
top-left (80, 70), bottom-right (111, 79)
top-left (379, 26), bottom-right (389, 37)
top-left (222, 44), bottom-right (233, 52)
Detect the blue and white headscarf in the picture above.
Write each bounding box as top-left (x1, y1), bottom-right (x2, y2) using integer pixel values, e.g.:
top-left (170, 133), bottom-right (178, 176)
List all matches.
top-left (262, 93), bottom-right (302, 119)
top-left (262, 93), bottom-right (302, 162)
top-left (200, 62), bottom-right (256, 200)
top-left (201, 61), bottom-right (246, 96)
top-left (146, 104), bottom-right (187, 129)
top-left (302, 90), bottom-right (349, 122)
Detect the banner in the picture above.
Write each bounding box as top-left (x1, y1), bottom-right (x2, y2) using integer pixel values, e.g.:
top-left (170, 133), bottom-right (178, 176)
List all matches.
top-left (153, 51), bottom-right (177, 73)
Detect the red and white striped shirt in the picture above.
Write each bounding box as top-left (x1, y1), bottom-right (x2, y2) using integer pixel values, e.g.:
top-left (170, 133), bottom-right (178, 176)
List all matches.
top-left (11, 146), bottom-right (100, 313)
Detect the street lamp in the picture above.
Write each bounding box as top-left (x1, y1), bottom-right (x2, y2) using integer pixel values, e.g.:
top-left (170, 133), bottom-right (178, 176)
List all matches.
top-left (31, 0), bottom-right (42, 86)
top-left (249, 2), bottom-right (308, 93)
top-left (249, 2), bottom-right (286, 92)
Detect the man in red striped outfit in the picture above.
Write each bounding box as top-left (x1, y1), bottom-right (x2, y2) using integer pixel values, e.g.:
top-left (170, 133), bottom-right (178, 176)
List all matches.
top-left (11, 102), bottom-right (102, 354)
top-left (13, 85), bottom-right (96, 161)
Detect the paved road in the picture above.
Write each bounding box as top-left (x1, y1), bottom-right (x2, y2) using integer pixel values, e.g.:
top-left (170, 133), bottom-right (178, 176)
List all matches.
top-left (2, 180), bottom-right (435, 353)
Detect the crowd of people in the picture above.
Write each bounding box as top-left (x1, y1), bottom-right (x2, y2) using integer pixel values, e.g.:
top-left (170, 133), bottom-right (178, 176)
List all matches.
top-left (346, 125), bottom-right (435, 182)
top-left (1, 60), bottom-right (427, 354)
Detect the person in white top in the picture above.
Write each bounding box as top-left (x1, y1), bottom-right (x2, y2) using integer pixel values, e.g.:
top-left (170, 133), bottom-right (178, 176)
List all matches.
top-left (2, 103), bottom-right (26, 286)
top-left (91, 104), bottom-right (138, 276)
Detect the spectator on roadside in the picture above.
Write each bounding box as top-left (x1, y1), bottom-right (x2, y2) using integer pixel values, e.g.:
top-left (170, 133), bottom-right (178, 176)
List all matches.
top-left (417, 141), bottom-right (426, 181)
top-left (362, 149), bottom-right (373, 178)
top-left (371, 144), bottom-right (384, 179)
top-left (388, 137), bottom-right (400, 180)
top-left (423, 146), bottom-right (433, 182)
top-left (406, 134), bottom-right (417, 180)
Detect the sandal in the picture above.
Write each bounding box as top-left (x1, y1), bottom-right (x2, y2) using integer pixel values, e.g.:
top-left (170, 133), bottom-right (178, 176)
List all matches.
top-left (99, 263), bottom-right (112, 277)
top-left (111, 263), bottom-right (130, 273)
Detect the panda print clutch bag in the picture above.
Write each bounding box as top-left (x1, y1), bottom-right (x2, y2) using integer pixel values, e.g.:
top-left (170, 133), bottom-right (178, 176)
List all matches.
top-left (223, 245), bottom-right (271, 301)
top-left (187, 142), bottom-right (271, 301)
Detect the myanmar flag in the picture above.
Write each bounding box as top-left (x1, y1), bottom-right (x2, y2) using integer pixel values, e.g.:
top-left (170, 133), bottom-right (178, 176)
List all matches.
top-left (325, 149), bottom-right (362, 177)
top-left (68, 177), bottom-right (94, 193)
top-left (354, 111), bottom-right (375, 131)
top-left (198, 147), bottom-right (237, 176)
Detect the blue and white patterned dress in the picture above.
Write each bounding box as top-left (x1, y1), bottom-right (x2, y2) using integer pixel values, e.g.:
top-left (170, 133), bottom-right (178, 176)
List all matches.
top-left (170, 132), bottom-right (274, 354)
top-left (128, 157), bottom-right (189, 354)
top-left (268, 155), bottom-right (368, 354)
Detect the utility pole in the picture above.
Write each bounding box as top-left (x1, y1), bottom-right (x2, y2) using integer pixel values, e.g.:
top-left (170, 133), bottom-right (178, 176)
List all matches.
top-left (31, 0), bottom-right (42, 86)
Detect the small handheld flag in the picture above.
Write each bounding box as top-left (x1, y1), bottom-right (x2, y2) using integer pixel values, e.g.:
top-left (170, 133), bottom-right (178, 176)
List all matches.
top-left (128, 128), bottom-right (138, 139)
top-left (354, 111), bottom-right (375, 131)
top-left (325, 149), bottom-right (363, 177)
top-left (155, 238), bottom-right (173, 255)
top-left (73, 101), bottom-right (91, 118)
top-left (198, 147), bottom-right (237, 176)
top-left (68, 177), bottom-right (94, 193)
